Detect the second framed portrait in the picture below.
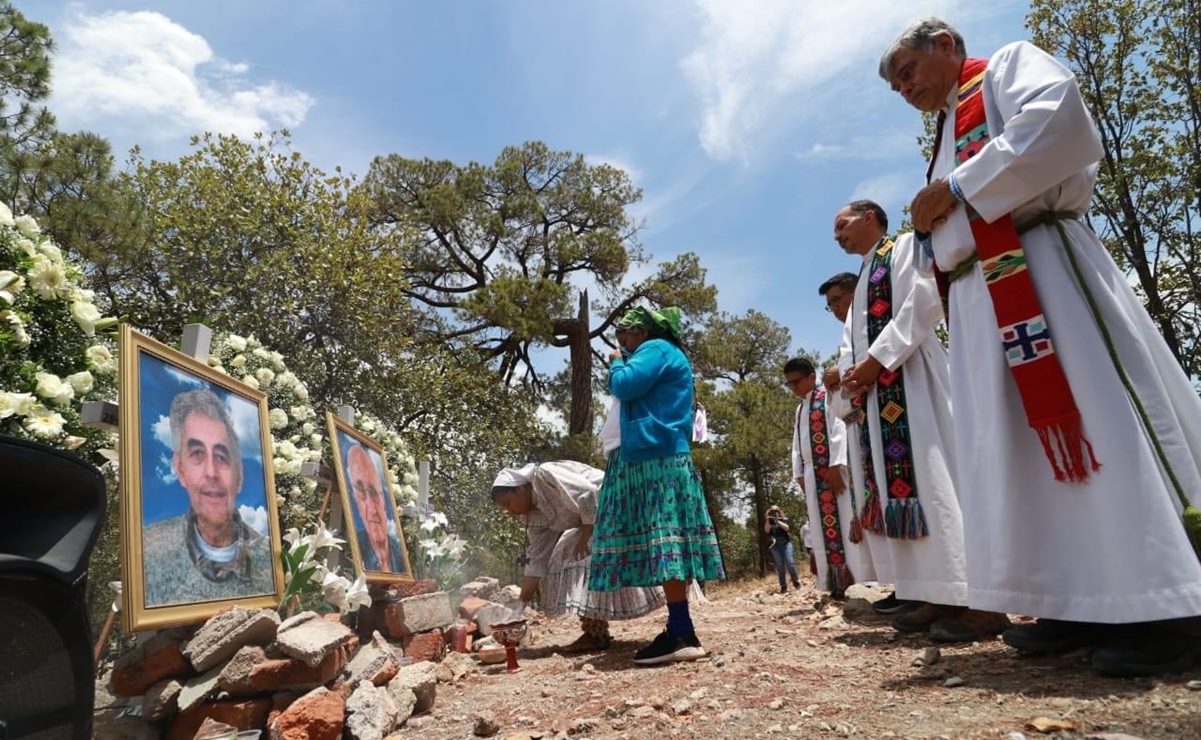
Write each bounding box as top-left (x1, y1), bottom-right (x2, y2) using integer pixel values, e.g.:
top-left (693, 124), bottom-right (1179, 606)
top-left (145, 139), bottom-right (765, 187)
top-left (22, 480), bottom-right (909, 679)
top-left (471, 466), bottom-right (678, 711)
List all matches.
top-left (326, 412), bottom-right (413, 583)
top-left (119, 326), bottom-right (285, 631)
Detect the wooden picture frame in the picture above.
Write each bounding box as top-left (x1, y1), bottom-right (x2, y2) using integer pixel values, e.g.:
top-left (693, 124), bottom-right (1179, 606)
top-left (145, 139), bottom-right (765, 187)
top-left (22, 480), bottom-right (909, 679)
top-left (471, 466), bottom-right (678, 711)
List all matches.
top-left (119, 325), bottom-right (284, 630)
top-left (326, 412), bottom-right (414, 583)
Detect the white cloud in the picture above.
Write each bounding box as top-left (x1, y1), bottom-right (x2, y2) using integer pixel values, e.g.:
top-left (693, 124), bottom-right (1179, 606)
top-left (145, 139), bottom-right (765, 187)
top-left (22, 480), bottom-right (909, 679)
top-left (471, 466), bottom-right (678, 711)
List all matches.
top-left (164, 366), bottom-right (206, 389)
top-left (152, 414), bottom-right (172, 450)
top-left (224, 394), bottom-right (263, 462)
top-left (680, 0), bottom-right (957, 162)
top-left (848, 170), bottom-right (922, 214)
top-left (52, 10), bottom-right (314, 139)
top-left (585, 153), bottom-right (643, 184)
top-left (239, 505), bottom-right (269, 536)
top-left (156, 452), bottom-right (177, 485)
top-left (793, 132), bottom-right (920, 162)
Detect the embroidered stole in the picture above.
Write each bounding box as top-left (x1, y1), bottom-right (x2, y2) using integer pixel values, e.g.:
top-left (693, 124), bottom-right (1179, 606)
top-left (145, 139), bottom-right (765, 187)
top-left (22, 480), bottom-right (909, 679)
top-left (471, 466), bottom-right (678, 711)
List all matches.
top-left (950, 58), bottom-right (1099, 482)
top-left (808, 389), bottom-right (854, 593)
top-left (857, 240), bottom-right (929, 540)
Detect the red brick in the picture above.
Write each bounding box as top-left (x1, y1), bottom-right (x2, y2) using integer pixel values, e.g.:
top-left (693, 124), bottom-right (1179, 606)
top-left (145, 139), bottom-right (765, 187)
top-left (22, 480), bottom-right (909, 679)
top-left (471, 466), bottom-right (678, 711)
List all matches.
top-left (389, 579), bottom-right (437, 598)
top-left (403, 630), bottom-right (445, 663)
top-left (458, 596), bottom-right (489, 620)
top-left (268, 688), bottom-right (345, 740)
top-left (165, 698), bottom-right (271, 740)
top-left (109, 635), bottom-right (193, 697)
top-left (249, 648), bottom-right (345, 692)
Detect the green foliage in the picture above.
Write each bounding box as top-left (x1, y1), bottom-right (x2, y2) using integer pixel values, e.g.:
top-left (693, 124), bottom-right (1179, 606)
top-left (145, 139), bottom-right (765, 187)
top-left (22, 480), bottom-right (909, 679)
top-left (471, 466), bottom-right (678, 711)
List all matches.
top-left (1027, 0), bottom-right (1201, 377)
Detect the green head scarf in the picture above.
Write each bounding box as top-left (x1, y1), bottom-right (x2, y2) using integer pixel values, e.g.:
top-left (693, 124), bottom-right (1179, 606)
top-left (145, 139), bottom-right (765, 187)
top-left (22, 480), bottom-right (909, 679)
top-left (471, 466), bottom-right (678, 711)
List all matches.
top-left (616, 305), bottom-right (683, 342)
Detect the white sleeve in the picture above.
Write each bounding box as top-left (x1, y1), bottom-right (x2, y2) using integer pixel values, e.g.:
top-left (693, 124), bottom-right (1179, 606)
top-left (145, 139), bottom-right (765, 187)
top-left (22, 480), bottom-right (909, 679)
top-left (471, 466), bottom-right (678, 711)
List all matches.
top-left (953, 41), bottom-right (1105, 223)
top-left (523, 526), bottom-right (557, 578)
top-left (828, 411), bottom-right (847, 467)
top-left (791, 404), bottom-right (804, 480)
top-left (867, 236), bottom-right (944, 372)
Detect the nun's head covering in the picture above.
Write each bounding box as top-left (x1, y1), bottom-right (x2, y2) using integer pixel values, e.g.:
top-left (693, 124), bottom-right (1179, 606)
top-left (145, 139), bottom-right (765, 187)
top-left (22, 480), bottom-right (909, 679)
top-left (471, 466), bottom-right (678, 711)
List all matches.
top-left (490, 463), bottom-right (536, 498)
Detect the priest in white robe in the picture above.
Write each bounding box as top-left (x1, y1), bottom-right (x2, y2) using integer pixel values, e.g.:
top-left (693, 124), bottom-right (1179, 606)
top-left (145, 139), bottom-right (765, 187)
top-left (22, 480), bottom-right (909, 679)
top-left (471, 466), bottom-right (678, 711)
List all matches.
top-left (835, 200), bottom-right (1009, 642)
top-left (884, 17), bottom-right (1201, 676)
top-left (785, 356), bottom-right (875, 597)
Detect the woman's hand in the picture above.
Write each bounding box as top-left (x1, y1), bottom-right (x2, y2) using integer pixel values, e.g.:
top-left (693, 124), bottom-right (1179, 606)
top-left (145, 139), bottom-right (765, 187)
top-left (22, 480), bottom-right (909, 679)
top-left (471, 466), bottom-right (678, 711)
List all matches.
top-left (573, 524), bottom-right (594, 560)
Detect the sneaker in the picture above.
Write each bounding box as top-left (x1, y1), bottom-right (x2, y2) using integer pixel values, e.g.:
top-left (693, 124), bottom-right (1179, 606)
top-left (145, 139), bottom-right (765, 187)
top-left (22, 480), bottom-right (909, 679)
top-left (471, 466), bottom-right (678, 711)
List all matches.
top-left (929, 609), bottom-right (1011, 643)
top-left (632, 629), bottom-right (706, 666)
top-left (1091, 630), bottom-right (1201, 677)
top-left (1002, 619), bottom-right (1112, 655)
top-left (873, 593), bottom-right (921, 615)
top-left (891, 603), bottom-right (956, 633)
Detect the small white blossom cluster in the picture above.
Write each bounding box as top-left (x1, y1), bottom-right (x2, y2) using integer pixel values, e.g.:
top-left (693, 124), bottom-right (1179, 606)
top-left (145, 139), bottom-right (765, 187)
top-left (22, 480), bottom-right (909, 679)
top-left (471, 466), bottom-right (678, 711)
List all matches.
top-left (355, 411), bottom-right (420, 506)
top-left (418, 510), bottom-right (467, 589)
top-left (204, 332), bottom-right (323, 529)
top-left (0, 204), bottom-right (117, 455)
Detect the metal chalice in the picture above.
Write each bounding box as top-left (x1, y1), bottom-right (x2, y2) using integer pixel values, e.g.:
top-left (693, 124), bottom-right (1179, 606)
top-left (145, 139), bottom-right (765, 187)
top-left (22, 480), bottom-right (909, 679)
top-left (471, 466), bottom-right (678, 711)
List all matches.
top-left (489, 618), bottom-right (528, 673)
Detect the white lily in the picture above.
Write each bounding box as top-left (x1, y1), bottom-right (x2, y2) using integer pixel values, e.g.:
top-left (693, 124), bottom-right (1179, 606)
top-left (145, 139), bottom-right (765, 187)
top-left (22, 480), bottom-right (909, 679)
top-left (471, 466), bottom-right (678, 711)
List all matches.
top-left (346, 575), bottom-right (372, 611)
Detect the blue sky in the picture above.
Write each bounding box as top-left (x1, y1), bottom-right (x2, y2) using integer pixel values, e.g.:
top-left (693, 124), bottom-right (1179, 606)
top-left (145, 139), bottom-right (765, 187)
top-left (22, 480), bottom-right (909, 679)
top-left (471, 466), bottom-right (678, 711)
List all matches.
top-left (37, 0), bottom-right (1030, 360)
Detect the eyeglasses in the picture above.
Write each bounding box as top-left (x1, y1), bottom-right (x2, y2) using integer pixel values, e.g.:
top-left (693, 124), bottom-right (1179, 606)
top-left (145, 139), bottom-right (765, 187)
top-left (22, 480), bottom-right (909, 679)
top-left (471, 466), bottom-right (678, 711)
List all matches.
top-left (783, 378), bottom-right (804, 388)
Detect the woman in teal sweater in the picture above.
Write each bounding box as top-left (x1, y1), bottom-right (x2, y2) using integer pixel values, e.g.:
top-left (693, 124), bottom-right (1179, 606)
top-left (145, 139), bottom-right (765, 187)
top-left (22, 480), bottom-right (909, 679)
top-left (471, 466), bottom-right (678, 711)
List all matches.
top-left (589, 305), bottom-right (725, 665)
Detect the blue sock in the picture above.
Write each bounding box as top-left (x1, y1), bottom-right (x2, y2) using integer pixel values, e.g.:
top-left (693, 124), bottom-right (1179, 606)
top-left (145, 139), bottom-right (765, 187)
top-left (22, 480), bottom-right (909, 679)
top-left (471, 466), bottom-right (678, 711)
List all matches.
top-left (666, 600), bottom-right (694, 637)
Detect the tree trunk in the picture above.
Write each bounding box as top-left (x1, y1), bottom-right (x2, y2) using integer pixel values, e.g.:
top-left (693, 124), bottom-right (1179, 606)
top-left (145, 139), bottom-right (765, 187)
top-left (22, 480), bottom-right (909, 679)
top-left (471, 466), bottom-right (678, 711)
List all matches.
top-left (750, 460), bottom-right (769, 578)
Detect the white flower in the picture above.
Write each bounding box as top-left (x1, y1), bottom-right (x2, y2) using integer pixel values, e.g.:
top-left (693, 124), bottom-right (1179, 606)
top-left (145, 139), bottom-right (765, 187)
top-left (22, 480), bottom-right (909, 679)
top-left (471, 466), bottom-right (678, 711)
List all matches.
top-left (0, 202), bottom-right (13, 227)
top-left (269, 408), bottom-right (289, 430)
top-left (294, 385), bottom-right (309, 402)
top-left (26, 255), bottom-right (68, 300)
top-left (309, 433), bottom-right (322, 448)
top-left (0, 392), bottom-right (36, 418)
top-left (230, 354), bottom-right (247, 369)
top-left (69, 300), bottom-right (103, 336)
top-left (253, 347), bottom-right (272, 361)
top-left (420, 518), bottom-right (439, 533)
top-left (35, 372), bottom-right (75, 407)
top-left (431, 511), bottom-right (449, 528)
top-left (346, 575), bottom-right (372, 612)
top-left (14, 214), bottom-right (41, 238)
top-left (242, 375), bottom-right (260, 390)
top-left (86, 345), bottom-right (117, 374)
top-left (277, 371), bottom-right (297, 389)
top-left (272, 456), bottom-right (288, 471)
top-left (282, 527), bottom-right (302, 548)
top-left (0, 270), bottom-right (25, 304)
top-left (23, 405), bottom-right (65, 439)
top-left (1, 310), bottom-right (30, 347)
top-left (13, 237), bottom-right (37, 257)
top-left (37, 241), bottom-right (62, 261)
top-left (276, 440), bottom-right (297, 460)
top-left (301, 420), bottom-right (315, 434)
top-left (270, 351), bottom-right (285, 370)
top-left (321, 571), bottom-right (351, 612)
top-left (255, 367), bottom-right (274, 387)
top-left (309, 522), bottom-right (345, 552)
top-left (64, 435), bottom-right (87, 450)
top-left (66, 370), bottom-right (94, 395)
top-left (227, 335), bottom-right (247, 352)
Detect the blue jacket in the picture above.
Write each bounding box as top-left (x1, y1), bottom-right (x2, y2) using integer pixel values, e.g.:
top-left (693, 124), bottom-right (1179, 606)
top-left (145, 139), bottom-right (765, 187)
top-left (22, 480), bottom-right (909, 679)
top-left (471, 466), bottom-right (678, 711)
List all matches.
top-left (608, 338), bottom-right (694, 463)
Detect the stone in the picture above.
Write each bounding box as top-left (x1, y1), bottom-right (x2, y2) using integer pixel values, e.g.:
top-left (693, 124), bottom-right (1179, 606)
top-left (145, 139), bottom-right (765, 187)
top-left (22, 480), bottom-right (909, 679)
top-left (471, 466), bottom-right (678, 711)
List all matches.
top-left (474, 602), bottom-right (515, 637)
top-left (768, 698), bottom-right (785, 710)
top-left (818, 615), bottom-right (847, 630)
top-left (458, 597), bottom-right (490, 620)
top-left (344, 630), bottom-right (401, 688)
top-left (1187, 680), bottom-right (1201, 691)
top-left (110, 631), bottom-right (193, 696)
top-left (386, 684), bottom-right (418, 727)
top-left (441, 651), bottom-right (475, 682)
top-left (913, 647), bottom-right (942, 667)
top-left (459, 577), bottom-right (500, 600)
top-left (404, 630), bottom-right (446, 663)
top-left (844, 583), bottom-right (888, 602)
top-left (496, 584), bottom-right (522, 604)
top-left (384, 592), bottom-right (454, 637)
top-left (474, 710), bottom-right (501, 737)
top-left (670, 699), bottom-right (692, 716)
top-left (192, 718), bottom-right (237, 739)
top-left (630, 705), bottom-right (656, 719)
top-left (142, 678), bottom-right (182, 722)
top-left (217, 645), bottom-right (267, 697)
top-left (184, 607), bottom-right (280, 672)
top-left (943, 676), bottom-right (965, 688)
top-left (268, 687), bottom-right (345, 740)
top-left (389, 660), bottom-right (438, 714)
top-left (164, 698), bottom-right (271, 740)
top-left (177, 666), bottom-right (223, 713)
top-left (345, 682), bottom-right (400, 740)
top-left (250, 647), bottom-right (345, 692)
top-left (275, 611), bottom-right (354, 667)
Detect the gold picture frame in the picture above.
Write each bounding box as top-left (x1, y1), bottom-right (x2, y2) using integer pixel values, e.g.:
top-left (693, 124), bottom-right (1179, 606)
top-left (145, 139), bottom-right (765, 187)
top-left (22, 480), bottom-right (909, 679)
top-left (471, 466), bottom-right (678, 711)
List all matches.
top-left (326, 412), bottom-right (414, 583)
top-left (119, 325), bottom-right (285, 630)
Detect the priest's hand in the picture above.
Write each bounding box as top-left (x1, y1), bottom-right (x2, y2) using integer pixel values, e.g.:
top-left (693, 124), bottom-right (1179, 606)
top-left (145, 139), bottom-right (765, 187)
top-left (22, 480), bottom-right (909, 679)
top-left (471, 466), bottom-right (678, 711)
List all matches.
top-left (825, 465), bottom-right (848, 495)
top-left (911, 178), bottom-right (957, 233)
top-left (823, 365), bottom-right (842, 392)
top-left (843, 356), bottom-right (884, 396)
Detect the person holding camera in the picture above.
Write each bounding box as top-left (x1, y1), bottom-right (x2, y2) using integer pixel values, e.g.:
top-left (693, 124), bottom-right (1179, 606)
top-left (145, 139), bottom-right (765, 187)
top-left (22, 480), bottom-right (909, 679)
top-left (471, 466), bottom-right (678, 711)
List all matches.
top-left (764, 505), bottom-right (801, 593)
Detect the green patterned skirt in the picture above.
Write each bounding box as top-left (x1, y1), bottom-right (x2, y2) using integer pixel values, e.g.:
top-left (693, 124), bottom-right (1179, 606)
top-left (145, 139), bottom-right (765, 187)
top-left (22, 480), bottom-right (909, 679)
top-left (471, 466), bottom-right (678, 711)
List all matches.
top-left (588, 451), bottom-right (726, 591)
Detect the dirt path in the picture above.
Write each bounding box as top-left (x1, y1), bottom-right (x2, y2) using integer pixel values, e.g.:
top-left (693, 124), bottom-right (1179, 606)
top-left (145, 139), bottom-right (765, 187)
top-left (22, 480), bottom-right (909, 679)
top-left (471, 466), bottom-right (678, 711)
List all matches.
top-left (422, 577), bottom-right (1201, 739)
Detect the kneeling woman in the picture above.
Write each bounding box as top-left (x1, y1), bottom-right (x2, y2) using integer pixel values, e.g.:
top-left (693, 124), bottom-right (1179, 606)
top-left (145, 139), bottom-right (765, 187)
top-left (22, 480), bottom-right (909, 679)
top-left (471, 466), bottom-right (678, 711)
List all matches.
top-left (491, 460), bottom-right (666, 652)
top-left (590, 306), bottom-right (725, 665)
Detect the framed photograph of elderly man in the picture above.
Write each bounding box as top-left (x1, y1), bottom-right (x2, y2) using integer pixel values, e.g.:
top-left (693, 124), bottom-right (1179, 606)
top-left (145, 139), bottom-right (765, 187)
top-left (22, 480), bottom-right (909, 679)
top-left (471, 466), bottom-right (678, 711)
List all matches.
top-left (118, 326), bottom-right (284, 631)
top-left (326, 413), bottom-right (413, 583)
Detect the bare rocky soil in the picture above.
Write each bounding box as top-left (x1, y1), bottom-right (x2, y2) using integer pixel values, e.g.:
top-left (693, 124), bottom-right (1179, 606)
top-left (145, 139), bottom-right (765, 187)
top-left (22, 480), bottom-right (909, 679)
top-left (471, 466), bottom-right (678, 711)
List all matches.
top-left (419, 576), bottom-right (1201, 740)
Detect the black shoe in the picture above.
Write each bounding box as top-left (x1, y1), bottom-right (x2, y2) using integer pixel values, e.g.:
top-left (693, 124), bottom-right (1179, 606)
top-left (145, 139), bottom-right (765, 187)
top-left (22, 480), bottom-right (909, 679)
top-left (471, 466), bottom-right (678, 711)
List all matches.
top-left (632, 629), bottom-right (706, 666)
top-left (780, 587), bottom-right (788, 594)
top-left (1002, 619), bottom-right (1111, 655)
top-left (873, 593), bottom-right (920, 615)
top-left (1091, 631), bottom-right (1201, 677)
top-left (792, 579), bottom-right (801, 589)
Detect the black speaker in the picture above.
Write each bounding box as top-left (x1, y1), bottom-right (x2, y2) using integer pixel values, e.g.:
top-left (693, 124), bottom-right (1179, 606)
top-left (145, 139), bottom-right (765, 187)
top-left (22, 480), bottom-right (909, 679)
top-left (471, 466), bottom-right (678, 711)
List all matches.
top-left (0, 435), bottom-right (107, 740)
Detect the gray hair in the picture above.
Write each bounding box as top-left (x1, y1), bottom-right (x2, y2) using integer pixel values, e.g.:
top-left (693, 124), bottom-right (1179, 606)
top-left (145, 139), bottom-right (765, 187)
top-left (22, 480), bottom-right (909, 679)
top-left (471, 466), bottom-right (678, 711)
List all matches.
top-left (170, 388), bottom-right (242, 472)
top-left (878, 18), bottom-right (967, 81)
